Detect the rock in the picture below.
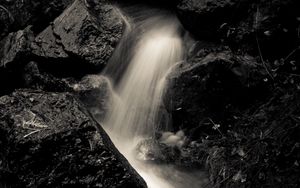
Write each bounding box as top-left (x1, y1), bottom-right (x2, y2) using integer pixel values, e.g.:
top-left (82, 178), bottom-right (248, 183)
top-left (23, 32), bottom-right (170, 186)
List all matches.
top-left (135, 139), bottom-right (181, 164)
top-left (177, 0), bottom-right (300, 58)
top-left (167, 51), bottom-right (270, 138)
top-left (176, 0), bottom-right (250, 39)
top-left (113, 0), bottom-right (180, 7)
top-left (134, 137), bottom-right (207, 169)
top-left (73, 75), bottom-right (113, 121)
top-left (0, 90), bottom-right (146, 188)
top-left (0, 26), bottom-right (34, 68)
top-left (205, 89), bottom-right (300, 188)
top-left (32, 0), bottom-right (123, 69)
top-left (0, 27), bottom-right (35, 96)
top-left (0, 0), bottom-right (73, 39)
top-left (179, 141), bottom-right (208, 168)
top-left (31, 26), bottom-right (69, 59)
top-left (23, 61), bottom-right (74, 92)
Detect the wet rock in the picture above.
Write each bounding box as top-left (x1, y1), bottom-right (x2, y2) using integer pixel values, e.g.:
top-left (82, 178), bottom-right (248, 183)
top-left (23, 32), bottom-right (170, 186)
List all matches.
top-left (32, 0), bottom-right (123, 69)
top-left (0, 26), bottom-right (34, 68)
top-left (205, 89), bottom-right (300, 188)
top-left (134, 137), bottom-right (209, 169)
top-left (0, 0), bottom-right (73, 39)
top-left (0, 27), bottom-right (34, 96)
top-left (0, 90), bottom-right (146, 188)
top-left (244, 0), bottom-right (300, 59)
top-left (177, 0), bottom-right (300, 58)
top-left (23, 61), bottom-right (74, 92)
top-left (73, 75), bottom-right (113, 121)
top-left (113, 0), bottom-right (180, 7)
top-left (135, 139), bottom-right (181, 164)
top-left (31, 26), bottom-right (68, 59)
top-left (176, 0), bottom-right (250, 39)
top-left (167, 51), bottom-right (270, 138)
top-left (178, 141), bottom-right (208, 168)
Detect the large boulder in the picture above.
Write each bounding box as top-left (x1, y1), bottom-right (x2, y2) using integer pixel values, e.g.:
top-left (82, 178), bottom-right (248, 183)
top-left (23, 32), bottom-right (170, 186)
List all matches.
top-left (73, 75), bottom-right (113, 121)
top-left (167, 51), bottom-right (270, 139)
top-left (0, 27), bottom-right (34, 96)
top-left (0, 0), bottom-right (124, 96)
top-left (22, 62), bottom-right (113, 120)
top-left (176, 0), bottom-right (250, 39)
top-left (205, 89), bottom-right (300, 188)
top-left (0, 26), bottom-right (34, 68)
top-left (177, 0), bottom-right (300, 58)
top-left (32, 0), bottom-right (124, 70)
top-left (0, 90), bottom-right (146, 188)
top-left (22, 61), bottom-right (75, 92)
top-left (0, 0), bottom-right (73, 39)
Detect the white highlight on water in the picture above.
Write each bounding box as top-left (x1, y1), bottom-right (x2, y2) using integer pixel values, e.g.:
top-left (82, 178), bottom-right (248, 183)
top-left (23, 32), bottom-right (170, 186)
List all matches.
top-left (101, 9), bottom-right (207, 188)
top-left (104, 30), bottom-right (182, 138)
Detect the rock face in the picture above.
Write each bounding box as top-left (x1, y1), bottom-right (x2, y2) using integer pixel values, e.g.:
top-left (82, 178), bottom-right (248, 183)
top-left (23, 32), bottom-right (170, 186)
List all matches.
top-left (177, 0), bottom-right (249, 39)
top-left (0, 26), bottom-right (34, 68)
top-left (206, 89), bottom-right (300, 188)
top-left (0, 0), bottom-right (124, 94)
top-left (177, 0), bottom-right (300, 57)
top-left (135, 139), bottom-right (181, 163)
top-left (0, 27), bottom-right (35, 96)
top-left (23, 61), bottom-right (75, 92)
top-left (73, 75), bottom-right (113, 121)
top-left (0, 90), bottom-right (146, 188)
top-left (32, 0), bottom-right (123, 69)
top-left (0, 0), bottom-right (73, 39)
top-left (167, 50), bottom-right (270, 138)
top-left (172, 1), bottom-right (300, 187)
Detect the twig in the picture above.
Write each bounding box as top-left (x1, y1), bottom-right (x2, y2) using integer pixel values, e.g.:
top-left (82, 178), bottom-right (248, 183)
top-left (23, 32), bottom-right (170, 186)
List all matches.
top-left (283, 46), bottom-right (300, 63)
top-left (23, 129), bottom-right (41, 138)
top-left (208, 118), bottom-right (224, 137)
top-left (255, 6), bottom-right (274, 80)
top-left (212, 174), bottom-right (232, 188)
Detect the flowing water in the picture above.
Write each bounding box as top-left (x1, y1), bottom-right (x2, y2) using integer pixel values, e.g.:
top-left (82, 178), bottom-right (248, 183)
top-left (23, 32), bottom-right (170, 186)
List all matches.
top-left (100, 7), bottom-right (208, 188)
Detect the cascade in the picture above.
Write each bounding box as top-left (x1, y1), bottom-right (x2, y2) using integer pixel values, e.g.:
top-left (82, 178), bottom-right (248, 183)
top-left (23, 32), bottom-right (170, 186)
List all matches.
top-left (101, 7), bottom-right (207, 188)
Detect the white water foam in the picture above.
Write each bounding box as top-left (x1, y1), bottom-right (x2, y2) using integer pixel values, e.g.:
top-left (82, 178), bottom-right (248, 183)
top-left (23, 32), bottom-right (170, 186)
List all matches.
top-left (101, 8), bottom-right (208, 188)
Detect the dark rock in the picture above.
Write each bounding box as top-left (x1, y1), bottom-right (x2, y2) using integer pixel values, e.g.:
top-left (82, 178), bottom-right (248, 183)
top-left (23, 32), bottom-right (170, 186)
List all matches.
top-left (134, 136), bottom-right (207, 169)
top-left (0, 27), bottom-right (34, 96)
top-left (0, 90), bottom-right (146, 188)
top-left (135, 138), bottom-right (181, 164)
top-left (167, 51), bottom-right (270, 138)
top-left (0, 26), bottom-right (34, 68)
top-left (113, 0), bottom-right (180, 7)
top-left (206, 89), bottom-right (300, 188)
top-left (177, 0), bottom-right (300, 58)
top-left (31, 26), bottom-right (68, 59)
top-left (179, 141), bottom-right (208, 168)
top-left (0, 0), bottom-right (74, 39)
top-left (176, 0), bottom-right (250, 40)
top-left (73, 75), bottom-right (113, 121)
top-left (32, 0), bottom-right (124, 69)
top-left (23, 61), bottom-right (74, 92)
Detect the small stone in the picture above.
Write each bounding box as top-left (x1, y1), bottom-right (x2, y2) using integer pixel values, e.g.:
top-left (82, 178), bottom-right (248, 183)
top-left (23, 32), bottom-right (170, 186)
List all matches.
top-left (75, 138), bottom-right (82, 144)
top-left (264, 30), bottom-right (271, 36)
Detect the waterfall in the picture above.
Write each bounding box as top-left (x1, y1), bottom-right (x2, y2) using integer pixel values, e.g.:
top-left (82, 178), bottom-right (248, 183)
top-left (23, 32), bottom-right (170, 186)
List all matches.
top-left (103, 22), bottom-right (182, 138)
top-left (100, 7), bottom-right (207, 188)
